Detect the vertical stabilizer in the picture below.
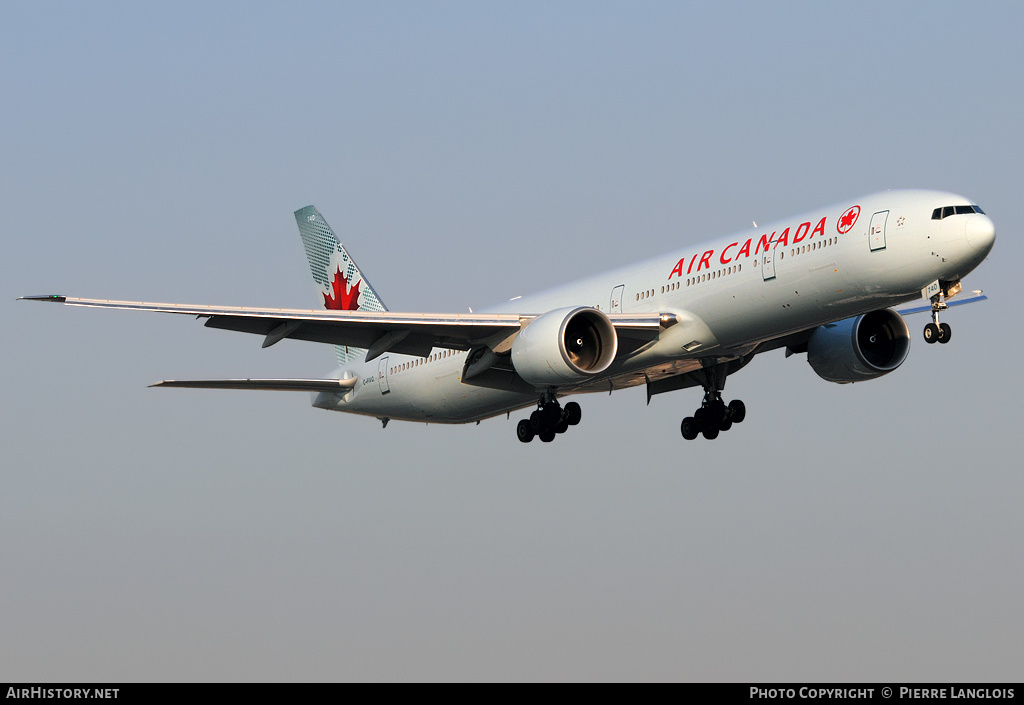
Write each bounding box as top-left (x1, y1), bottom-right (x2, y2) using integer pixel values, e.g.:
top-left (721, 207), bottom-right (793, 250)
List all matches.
top-left (294, 206), bottom-right (388, 365)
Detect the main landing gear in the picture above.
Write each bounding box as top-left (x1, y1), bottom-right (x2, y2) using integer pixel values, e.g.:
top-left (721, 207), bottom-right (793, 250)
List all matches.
top-left (679, 365), bottom-right (745, 441)
top-left (923, 294), bottom-right (952, 345)
top-left (516, 390), bottom-right (581, 443)
top-left (680, 396), bottom-right (745, 441)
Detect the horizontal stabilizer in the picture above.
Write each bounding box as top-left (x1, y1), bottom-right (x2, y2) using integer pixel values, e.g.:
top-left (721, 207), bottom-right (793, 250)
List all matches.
top-left (150, 378), bottom-right (358, 392)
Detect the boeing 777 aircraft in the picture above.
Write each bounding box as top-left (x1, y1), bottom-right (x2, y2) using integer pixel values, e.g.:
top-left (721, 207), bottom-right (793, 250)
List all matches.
top-left (23, 189), bottom-right (994, 443)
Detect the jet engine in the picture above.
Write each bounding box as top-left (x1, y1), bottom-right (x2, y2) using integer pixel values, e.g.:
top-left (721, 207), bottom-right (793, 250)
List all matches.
top-left (511, 307), bottom-right (618, 387)
top-left (807, 309), bottom-right (911, 384)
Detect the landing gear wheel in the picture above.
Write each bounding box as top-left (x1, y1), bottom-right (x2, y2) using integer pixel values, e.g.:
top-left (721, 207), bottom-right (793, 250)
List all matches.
top-left (564, 401), bottom-right (582, 426)
top-left (516, 419), bottom-right (535, 443)
top-left (707, 401), bottom-right (727, 428)
top-left (728, 399), bottom-right (746, 423)
top-left (530, 409), bottom-right (546, 432)
top-left (702, 425), bottom-right (720, 440)
top-left (681, 417), bottom-right (699, 440)
top-left (554, 419), bottom-right (569, 434)
top-left (939, 322), bottom-right (952, 344)
top-left (924, 322), bottom-right (940, 344)
top-left (720, 419), bottom-right (733, 432)
top-left (539, 431), bottom-right (556, 443)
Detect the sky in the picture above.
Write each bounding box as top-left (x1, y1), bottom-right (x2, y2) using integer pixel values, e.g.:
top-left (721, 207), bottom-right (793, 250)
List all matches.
top-left (2, 1), bottom-right (1022, 682)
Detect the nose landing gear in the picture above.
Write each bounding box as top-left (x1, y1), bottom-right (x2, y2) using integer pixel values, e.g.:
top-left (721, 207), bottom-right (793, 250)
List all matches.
top-left (923, 285), bottom-right (957, 344)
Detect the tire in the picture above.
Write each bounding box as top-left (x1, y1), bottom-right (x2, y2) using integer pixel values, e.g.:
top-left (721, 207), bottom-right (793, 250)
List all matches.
top-left (939, 322), bottom-right (952, 344)
top-left (702, 425), bottom-right (720, 440)
top-left (564, 401), bottom-right (582, 426)
top-left (680, 417), bottom-right (699, 440)
top-left (720, 419), bottom-right (733, 432)
top-left (707, 402), bottom-right (727, 428)
top-left (728, 399), bottom-right (746, 424)
top-left (530, 409), bottom-right (546, 432)
top-left (924, 323), bottom-right (939, 344)
top-left (555, 419), bottom-right (569, 434)
top-left (539, 431), bottom-right (556, 443)
top-left (517, 419), bottom-right (535, 443)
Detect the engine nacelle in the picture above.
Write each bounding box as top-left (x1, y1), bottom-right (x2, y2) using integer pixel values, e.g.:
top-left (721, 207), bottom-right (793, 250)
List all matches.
top-left (807, 309), bottom-right (911, 384)
top-left (511, 307), bottom-right (618, 387)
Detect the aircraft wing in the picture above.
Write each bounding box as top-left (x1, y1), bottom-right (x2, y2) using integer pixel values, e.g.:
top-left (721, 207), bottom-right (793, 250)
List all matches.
top-left (151, 378), bottom-right (358, 392)
top-left (897, 291), bottom-right (988, 316)
top-left (20, 295), bottom-right (666, 360)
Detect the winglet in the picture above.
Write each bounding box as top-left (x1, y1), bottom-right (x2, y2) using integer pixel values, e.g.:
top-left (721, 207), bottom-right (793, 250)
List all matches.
top-left (18, 295), bottom-right (67, 303)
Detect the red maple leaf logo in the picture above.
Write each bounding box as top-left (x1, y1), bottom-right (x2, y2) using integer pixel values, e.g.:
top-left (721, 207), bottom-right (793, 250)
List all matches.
top-left (323, 266), bottom-right (361, 311)
top-left (837, 205), bottom-right (861, 234)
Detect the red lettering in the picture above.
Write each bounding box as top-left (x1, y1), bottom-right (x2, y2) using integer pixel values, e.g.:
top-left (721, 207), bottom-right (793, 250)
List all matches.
top-left (737, 238), bottom-right (752, 258)
top-left (755, 233), bottom-right (773, 254)
top-left (669, 258), bottom-right (685, 279)
top-left (687, 255), bottom-right (696, 274)
top-left (720, 242), bottom-right (738, 264)
top-left (774, 228), bottom-right (790, 248)
top-left (810, 216), bottom-right (826, 239)
top-left (793, 221), bottom-right (810, 243)
top-left (697, 250), bottom-right (714, 271)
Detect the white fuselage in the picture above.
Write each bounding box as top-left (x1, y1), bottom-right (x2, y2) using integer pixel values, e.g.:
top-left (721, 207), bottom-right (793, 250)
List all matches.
top-left (313, 189), bottom-right (995, 423)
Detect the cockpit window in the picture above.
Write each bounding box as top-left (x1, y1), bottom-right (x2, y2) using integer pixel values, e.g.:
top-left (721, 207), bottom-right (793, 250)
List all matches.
top-left (931, 205), bottom-right (985, 220)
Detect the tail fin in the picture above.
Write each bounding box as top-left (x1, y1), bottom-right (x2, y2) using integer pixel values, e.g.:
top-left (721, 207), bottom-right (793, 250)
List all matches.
top-left (294, 205), bottom-right (388, 365)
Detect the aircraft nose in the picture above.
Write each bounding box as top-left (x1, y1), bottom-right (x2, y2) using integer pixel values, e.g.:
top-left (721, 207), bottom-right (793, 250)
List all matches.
top-left (965, 214), bottom-right (996, 255)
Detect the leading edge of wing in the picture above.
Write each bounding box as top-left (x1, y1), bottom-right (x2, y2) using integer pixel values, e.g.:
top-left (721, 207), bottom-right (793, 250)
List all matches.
top-left (151, 378), bottom-right (358, 392)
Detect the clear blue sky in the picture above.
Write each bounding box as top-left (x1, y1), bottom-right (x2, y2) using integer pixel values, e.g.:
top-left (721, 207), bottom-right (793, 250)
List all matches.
top-left (3, 1), bottom-right (1021, 681)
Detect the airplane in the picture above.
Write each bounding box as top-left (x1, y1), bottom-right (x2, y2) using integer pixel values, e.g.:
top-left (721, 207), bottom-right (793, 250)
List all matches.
top-left (21, 188), bottom-right (995, 443)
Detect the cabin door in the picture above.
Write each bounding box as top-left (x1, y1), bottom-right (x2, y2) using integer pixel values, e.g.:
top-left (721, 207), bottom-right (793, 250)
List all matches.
top-left (610, 285), bottom-right (625, 312)
top-left (761, 248), bottom-right (777, 280)
top-left (869, 210), bottom-right (889, 251)
top-left (378, 356), bottom-right (391, 394)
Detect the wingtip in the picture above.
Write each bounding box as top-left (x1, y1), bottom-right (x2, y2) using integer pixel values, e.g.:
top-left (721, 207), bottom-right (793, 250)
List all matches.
top-left (18, 295), bottom-right (67, 303)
